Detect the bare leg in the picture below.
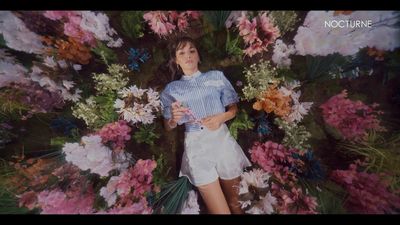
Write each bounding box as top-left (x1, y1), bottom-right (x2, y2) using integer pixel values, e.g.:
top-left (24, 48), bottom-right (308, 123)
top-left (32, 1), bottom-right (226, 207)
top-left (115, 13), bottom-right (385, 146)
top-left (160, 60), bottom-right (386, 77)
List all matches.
top-left (220, 176), bottom-right (243, 214)
top-left (197, 179), bottom-right (231, 214)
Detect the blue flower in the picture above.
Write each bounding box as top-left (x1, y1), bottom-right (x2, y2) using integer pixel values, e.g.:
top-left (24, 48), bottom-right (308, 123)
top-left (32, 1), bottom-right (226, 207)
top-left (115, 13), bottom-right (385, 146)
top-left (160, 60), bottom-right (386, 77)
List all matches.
top-left (292, 150), bottom-right (325, 180)
top-left (50, 117), bottom-right (77, 136)
top-left (253, 113), bottom-right (271, 137)
top-left (128, 48), bottom-right (150, 72)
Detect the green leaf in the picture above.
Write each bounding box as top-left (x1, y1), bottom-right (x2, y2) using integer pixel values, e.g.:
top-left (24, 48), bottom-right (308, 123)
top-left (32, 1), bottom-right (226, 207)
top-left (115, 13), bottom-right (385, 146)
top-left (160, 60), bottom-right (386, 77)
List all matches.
top-left (50, 136), bottom-right (68, 148)
top-left (120, 11), bottom-right (145, 40)
top-left (133, 124), bottom-right (160, 146)
top-left (149, 176), bottom-right (193, 214)
top-left (228, 109), bottom-right (254, 140)
top-left (202, 11), bottom-right (231, 31)
top-left (91, 41), bottom-right (118, 65)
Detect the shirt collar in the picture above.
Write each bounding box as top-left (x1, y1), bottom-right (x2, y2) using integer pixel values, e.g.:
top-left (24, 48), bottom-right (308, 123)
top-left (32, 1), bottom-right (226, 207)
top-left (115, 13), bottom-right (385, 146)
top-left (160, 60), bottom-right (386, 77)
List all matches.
top-left (181, 70), bottom-right (201, 80)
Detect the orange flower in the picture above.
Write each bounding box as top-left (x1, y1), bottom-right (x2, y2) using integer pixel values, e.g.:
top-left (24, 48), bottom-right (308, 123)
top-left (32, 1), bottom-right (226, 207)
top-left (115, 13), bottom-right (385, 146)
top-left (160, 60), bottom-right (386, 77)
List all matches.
top-left (42, 36), bottom-right (92, 64)
top-left (8, 158), bottom-right (57, 194)
top-left (253, 84), bottom-right (291, 117)
top-left (55, 37), bottom-right (92, 64)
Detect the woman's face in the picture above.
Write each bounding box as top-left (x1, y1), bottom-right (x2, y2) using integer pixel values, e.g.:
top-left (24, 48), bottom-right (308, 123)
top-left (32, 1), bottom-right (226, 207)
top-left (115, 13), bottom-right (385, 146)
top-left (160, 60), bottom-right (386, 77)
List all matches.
top-left (175, 42), bottom-right (200, 74)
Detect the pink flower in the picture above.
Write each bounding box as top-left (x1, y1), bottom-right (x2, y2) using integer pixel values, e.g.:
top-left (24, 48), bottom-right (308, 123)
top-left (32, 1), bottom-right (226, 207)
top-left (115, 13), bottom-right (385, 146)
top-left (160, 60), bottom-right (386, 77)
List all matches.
top-left (97, 120), bottom-right (132, 152)
top-left (143, 11), bottom-right (200, 38)
top-left (331, 162), bottom-right (400, 213)
top-left (18, 191), bottom-right (38, 210)
top-left (320, 90), bottom-right (385, 141)
top-left (236, 12), bottom-right (280, 57)
top-left (43, 11), bottom-right (69, 20)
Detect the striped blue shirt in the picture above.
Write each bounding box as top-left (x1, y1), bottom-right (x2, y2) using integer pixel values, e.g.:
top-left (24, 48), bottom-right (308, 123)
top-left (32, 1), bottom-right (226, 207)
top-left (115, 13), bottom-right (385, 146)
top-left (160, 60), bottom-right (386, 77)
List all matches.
top-left (160, 70), bottom-right (239, 132)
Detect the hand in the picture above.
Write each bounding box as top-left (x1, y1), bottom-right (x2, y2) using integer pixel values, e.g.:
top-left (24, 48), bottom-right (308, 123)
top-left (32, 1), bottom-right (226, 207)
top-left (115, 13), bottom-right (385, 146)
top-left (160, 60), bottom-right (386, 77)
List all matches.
top-left (201, 113), bottom-right (225, 131)
top-left (170, 101), bottom-right (187, 124)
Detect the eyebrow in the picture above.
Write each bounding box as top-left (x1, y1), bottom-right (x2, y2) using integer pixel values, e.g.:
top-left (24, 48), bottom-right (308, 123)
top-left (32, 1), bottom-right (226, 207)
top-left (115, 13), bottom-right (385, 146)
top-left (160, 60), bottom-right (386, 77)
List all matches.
top-left (177, 47), bottom-right (196, 52)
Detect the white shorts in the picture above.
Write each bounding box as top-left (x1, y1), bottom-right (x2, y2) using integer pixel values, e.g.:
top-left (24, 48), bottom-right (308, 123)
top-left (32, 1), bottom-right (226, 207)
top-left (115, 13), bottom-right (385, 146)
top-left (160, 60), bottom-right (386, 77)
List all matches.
top-left (179, 123), bottom-right (252, 186)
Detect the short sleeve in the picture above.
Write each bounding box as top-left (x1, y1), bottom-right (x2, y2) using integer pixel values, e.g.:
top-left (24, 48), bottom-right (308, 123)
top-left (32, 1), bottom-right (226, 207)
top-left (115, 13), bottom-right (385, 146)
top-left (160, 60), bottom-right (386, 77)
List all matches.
top-left (160, 85), bottom-right (175, 120)
top-left (219, 71), bottom-right (239, 107)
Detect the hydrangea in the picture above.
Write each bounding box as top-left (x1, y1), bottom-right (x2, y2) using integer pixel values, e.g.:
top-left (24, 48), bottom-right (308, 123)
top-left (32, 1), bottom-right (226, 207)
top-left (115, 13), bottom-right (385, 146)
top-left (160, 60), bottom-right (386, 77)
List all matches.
top-left (36, 187), bottom-right (95, 214)
top-left (0, 11), bottom-right (45, 54)
top-left (97, 120), bottom-right (132, 152)
top-left (43, 11), bottom-right (96, 46)
top-left (62, 135), bottom-right (131, 177)
top-left (80, 11), bottom-right (123, 48)
top-left (0, 53), bottom-right (29, 88)
top-left (99, 159), bottom-right (157, 210)
top-left (272, 39), bottom-right (296, 68)
top-left (114, 85), bottom-right (161, 125)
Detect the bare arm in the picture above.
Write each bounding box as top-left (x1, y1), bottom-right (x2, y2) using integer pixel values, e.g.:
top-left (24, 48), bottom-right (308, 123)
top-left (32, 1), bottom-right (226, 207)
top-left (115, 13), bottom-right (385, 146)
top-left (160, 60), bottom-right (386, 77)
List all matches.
top-left (201, 103), bottom-right (238, 130)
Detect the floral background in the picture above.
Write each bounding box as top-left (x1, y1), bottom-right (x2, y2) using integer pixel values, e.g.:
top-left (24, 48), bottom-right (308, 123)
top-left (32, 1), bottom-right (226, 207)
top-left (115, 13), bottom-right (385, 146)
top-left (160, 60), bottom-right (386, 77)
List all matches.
top-left (0, 10), bottom-right (400, 214)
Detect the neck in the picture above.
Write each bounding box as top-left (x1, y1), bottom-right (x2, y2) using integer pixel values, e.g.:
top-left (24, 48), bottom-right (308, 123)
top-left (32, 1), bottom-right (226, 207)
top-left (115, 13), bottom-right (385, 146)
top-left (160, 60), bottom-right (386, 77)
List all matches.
top-left (182, 68), bottom-right (199, 76)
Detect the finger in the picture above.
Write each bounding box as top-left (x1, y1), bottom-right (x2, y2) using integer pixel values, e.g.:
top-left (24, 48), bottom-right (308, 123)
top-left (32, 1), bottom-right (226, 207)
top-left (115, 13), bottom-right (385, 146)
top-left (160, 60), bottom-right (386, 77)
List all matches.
top-left (172, 112), bottom-right (185, 116)
top-left (171, 101), bottom-right (181, 109)
top-left (173, 108), bottom-right (187, 114)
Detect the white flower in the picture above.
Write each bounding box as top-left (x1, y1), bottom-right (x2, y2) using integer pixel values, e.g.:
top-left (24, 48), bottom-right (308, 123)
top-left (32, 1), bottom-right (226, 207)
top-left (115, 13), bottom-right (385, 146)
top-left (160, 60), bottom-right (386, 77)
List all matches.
top-left (244, 192), bottom-right (277, 214)
top-left (272, 39), bottom-right (296, 68)
top-left (115, 85), bottom-right (161, 125)
top-left (37, 76), bottom-right (58, 92)
top-left (239, 200), bottom-right (252, 209)
top-left (43, 56), bottom-right (58, 68)
top-left (0, 60), bottom-right (28, 88)
top-left (62, 135), bottom-right (129, 177)
top-left (180, 190), bottom-right (200, 214)
top-left (286, 90), bottom-right (313, 124)
top-left (73, 64), bottom-right (82, 71)
top-left (259, 192), bottom-right (277, 214)
top-left (100, 176), bottom-right (119, 207)
top-left (0, 11), bottom-right (45, 54)
top-left (241, 169), bottom-right (271, 190)
top-left (225, 11), bottom-right (246, 29)
top-left (114, 98), bottom-right (125, 109)
top-left (61, 88), bottom-right (82, 102)
top-left (57, 60), bottom-right (68, 69)
top-left (62, 80), bottom-right (75, 90)
top-left (245, 206), bottom-right (264, 214)
top-left (80, 11), bottom-right (123, 48)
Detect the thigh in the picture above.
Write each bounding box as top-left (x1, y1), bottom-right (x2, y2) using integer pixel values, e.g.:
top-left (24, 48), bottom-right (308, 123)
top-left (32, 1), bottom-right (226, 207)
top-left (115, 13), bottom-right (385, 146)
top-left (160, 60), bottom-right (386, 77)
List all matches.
top-left (219, 176), bottom-right (244, 214)
top-left (197, 179), bottom-right (231, 214)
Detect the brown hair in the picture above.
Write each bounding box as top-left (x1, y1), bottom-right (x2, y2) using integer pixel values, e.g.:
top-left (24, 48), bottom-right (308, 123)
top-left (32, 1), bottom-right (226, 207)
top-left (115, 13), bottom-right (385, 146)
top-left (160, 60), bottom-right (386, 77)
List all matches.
top-left (148, 36), bottom-right (202, 90)
top-left (167, 36), bottom-right (202, 80)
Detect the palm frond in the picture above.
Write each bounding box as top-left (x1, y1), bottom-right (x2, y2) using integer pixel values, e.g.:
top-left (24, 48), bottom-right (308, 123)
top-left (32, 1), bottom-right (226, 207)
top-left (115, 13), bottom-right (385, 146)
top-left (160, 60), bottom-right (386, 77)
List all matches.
top-left (149, 176), bottom-right (193, 214)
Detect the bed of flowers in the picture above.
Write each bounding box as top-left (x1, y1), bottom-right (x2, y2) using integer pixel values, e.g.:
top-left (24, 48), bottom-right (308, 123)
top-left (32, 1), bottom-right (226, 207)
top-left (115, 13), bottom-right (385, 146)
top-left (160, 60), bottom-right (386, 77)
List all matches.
top-left (1, 10), bottom-right (400, 214)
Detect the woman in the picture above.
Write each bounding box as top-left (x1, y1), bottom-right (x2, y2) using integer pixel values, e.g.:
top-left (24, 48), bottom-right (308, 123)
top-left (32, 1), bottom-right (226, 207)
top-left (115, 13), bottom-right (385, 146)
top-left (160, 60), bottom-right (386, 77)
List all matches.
top-left (160, 36), bottom-right (251, 214)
